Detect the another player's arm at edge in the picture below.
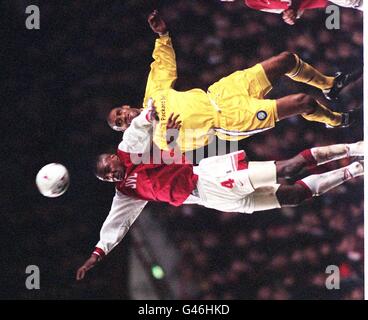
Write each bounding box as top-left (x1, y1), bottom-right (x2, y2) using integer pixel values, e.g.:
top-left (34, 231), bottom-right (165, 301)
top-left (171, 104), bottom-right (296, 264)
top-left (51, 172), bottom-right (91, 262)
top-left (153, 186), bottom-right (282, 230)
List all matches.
top-left (282, 0), bottom-right (304, 25)
top-left (143, 10), bottom-right (177, 106)
top-left (76, 109), bottom-right (156, 281)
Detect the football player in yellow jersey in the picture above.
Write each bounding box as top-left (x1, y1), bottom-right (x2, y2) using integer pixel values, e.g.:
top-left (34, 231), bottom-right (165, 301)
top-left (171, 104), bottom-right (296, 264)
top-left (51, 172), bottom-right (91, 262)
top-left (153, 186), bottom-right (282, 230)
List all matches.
top-left (107, 10), bottom-right (360, 152)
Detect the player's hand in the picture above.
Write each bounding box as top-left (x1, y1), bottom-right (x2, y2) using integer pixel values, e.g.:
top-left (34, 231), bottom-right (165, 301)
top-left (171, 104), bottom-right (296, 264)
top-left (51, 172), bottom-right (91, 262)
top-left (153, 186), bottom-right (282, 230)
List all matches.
top-left (282, 9), bottom-right (297, 25)
top-left (146, 98), bottom-right (159, 122)
top-left (148, 10), bottom-right (167, 35)
top-left (76, 254), bottom-right (100, 281)
top-left (166, 113), bottom-right (182, 145)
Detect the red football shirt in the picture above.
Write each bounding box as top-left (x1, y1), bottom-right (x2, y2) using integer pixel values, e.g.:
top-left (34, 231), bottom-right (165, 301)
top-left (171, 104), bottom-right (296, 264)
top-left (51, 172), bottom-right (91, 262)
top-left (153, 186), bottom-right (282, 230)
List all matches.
top-left (245, 0), bottom-right (328, 10)
top-left (115, 149), bottom-right (198, 207)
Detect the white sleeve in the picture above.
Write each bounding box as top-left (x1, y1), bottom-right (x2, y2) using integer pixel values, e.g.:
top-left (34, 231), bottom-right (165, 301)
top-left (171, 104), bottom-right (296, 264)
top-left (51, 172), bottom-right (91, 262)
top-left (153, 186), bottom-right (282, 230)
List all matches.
top-left (260, 8), bottom-right (284, 13)
top-left (94, 190), bottom-right (148, 257)
top-left (119, 107), bottom-right (154, 154)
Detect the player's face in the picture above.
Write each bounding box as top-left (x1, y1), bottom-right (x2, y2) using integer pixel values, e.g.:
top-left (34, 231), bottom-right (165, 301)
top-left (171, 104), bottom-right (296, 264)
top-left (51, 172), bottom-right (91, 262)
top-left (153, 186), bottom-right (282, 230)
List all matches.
top-left (100, 154), bottom-right (125, 182)
top-left (108, 106), bottom-right (141, 131)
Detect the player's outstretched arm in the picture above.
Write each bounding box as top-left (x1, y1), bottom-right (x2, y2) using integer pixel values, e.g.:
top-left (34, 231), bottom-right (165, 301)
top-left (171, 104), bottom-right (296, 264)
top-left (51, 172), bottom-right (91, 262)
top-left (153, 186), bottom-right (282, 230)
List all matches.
top-left (148, 9), bottom-right (167, 35)
top-left (75, 192), bottom-right (147, 281)
top-left (144, 10), bottom-right (177, 105)
top-left (76, 254), bottom-right (100, 281)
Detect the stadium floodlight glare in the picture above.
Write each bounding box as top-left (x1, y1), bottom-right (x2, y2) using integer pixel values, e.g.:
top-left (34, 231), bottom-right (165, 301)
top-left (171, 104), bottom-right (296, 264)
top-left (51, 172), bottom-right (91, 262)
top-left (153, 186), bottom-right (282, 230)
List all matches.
top-left (151, 265), bottom-right (165, 279)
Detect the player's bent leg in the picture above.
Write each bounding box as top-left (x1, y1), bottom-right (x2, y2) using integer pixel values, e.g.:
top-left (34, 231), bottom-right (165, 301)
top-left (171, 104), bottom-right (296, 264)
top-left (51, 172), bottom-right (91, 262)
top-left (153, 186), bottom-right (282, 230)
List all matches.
top-left (249, 157), bottom-right (364, 212)
top-left (247, 157), bottom-right (310, 193)
top-left (308, 141), bottom-right (364, 164)
top-left (251, 185), bottom-right (282, 211)
top-left (248, 161), bottom-right (277, 189)
top-left (296, 161), bottom-right (364, 197)
top-left (276, 155), bottom-right (308, 180)
top-left (276, 94), bottom-right (343, 127)
top-left (248, 178), bottom-right (328, 211)
top-left (276, 94), bottom-right (315, 120)
top-left (285, 54), bottom-right (335, 91)
top-left (249, 155), bottom-right (316, 188)
top-left (262, 52), bottom-right (355, 100)
top-left (276, 160), bottom-right (364, 207)
top-left (275, 141), bottom-right (364, 179)
top-left (276, 184), bottom-right (312, 207)
top-left (276, 154), bottom-right (334, 182)
top-left (260, 51), bottom-right (296, 85)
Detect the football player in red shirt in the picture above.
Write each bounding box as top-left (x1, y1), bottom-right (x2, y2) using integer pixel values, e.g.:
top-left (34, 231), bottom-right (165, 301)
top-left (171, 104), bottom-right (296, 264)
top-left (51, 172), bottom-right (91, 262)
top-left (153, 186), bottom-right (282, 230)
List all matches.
top-left (76, 108), bottom-right (364, 280)
top-left (221, 0), bottom-right (363, 25)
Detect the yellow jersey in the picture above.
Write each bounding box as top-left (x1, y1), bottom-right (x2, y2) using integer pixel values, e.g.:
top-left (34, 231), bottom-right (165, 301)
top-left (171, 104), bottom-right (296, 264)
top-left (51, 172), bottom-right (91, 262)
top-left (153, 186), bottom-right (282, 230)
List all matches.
top-left (143, 35), bottom-right (277, 152)
top-left (143, 35), bottom-right (215, 152)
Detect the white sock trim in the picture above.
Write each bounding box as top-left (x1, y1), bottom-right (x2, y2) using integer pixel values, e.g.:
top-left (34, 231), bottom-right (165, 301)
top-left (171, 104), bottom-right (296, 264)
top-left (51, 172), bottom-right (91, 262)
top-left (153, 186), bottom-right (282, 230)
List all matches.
top-left (310, 143), bottom-right (350, 165)
top-left (348, 141), bottom-right (364, 157)
top-left (301, 162), bottom-right (363, 196)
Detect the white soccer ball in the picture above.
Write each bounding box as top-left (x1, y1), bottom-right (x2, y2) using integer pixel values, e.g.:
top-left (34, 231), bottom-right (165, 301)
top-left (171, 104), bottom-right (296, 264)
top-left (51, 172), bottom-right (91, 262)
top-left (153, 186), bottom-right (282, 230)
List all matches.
top-left (36, 163), bottom-right (70, 198)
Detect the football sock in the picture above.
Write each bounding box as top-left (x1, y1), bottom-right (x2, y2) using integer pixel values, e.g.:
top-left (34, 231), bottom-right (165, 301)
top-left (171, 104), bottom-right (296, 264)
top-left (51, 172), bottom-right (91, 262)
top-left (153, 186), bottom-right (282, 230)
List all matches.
top-left (300, 141), bottom-right (364, 166)
top-left (286, 54), bottom-right (335, 90)
top-left (301, 101), bottom-right (342, 127)
top-left (296, 161), bottom-right (364, 197)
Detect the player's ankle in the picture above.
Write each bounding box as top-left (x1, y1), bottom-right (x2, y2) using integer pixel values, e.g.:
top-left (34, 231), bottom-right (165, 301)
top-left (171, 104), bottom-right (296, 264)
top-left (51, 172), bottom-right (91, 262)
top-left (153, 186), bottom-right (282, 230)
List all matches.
top-left (347, 161), bottom-right (364, 178)
top-left (348, 141), bottom-right (364, 157)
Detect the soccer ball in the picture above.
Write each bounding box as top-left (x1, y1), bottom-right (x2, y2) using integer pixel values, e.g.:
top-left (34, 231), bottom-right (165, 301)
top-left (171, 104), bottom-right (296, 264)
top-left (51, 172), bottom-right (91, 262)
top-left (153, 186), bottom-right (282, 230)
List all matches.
top-left (36, 163), bottom-right (70, 198)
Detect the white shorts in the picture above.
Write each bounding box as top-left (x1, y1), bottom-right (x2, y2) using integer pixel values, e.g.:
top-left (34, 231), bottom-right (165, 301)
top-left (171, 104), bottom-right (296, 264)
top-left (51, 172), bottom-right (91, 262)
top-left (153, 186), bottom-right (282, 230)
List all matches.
top-left (329, 0), bottom-right (363, 10)
top-left (193, 153), bottom-right (281, 213)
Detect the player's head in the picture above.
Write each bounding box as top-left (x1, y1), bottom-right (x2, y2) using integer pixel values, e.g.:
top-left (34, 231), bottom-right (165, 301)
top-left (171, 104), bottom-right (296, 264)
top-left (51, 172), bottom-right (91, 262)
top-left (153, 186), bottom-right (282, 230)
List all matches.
top-left (107, 105), bottom-right (142, 131)
top-left (95, 153), bottom-right (125, 182)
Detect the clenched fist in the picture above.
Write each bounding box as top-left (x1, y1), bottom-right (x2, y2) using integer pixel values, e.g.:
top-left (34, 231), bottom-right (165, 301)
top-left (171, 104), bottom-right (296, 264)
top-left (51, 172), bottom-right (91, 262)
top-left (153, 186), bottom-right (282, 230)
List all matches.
top-left (148, 10), bottom-right (168, 35)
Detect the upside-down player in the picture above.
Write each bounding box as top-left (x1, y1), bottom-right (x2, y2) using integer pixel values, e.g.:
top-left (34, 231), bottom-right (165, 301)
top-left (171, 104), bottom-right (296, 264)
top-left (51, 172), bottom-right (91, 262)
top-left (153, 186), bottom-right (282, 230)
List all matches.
top-left (107, 10), bottom-right (359, 153)
top-left (76, 108), bottom-right (364, 280)
top-left (222, 0), bottom-right (363, 25)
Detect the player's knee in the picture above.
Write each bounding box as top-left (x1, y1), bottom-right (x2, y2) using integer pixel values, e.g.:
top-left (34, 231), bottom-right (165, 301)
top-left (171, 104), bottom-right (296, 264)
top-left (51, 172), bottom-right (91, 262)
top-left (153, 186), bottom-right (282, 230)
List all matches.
top-left (293, 93), bottom-right (316, 114)
top-left (278, 51), bottom-right (294, 61)
top-left (276, 159), bottom-right (300, 179)
top-left (277, 51), bottom-right (295, 68)
top-left (277, 184), bottom-right (308, 207)
top-left (290, 192), bottom-right (306, 206)
top-left (294, 93), bottom-right (313, 104)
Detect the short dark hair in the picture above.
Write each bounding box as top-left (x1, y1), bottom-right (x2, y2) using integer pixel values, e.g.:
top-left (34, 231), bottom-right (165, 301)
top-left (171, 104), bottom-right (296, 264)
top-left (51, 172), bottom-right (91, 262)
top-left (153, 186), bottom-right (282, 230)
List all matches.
top-left (106, 109), bottom-right (116, 130)
top-left (107, 117), bottom-right (114, 129)
top-left (95, 153), bottom-right (112, 180)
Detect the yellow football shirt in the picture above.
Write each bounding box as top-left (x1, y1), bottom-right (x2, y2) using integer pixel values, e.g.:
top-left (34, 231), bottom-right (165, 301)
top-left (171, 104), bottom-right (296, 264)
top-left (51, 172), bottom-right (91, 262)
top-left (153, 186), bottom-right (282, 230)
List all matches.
top-left (143, 35), bottom-right (215, 152)
top-left (143, 35), bottom-right (277, 152)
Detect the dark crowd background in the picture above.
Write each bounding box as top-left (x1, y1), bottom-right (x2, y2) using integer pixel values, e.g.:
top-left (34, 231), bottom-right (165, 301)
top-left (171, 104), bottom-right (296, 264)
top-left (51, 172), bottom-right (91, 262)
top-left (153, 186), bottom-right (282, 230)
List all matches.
top-left (2, 0), bottom-right (363, 299)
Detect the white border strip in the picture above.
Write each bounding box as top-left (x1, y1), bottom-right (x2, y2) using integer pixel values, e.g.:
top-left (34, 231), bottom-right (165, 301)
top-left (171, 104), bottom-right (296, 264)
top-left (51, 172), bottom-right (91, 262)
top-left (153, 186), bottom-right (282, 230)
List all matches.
top-left (364, 0), bottom-right (367, 301)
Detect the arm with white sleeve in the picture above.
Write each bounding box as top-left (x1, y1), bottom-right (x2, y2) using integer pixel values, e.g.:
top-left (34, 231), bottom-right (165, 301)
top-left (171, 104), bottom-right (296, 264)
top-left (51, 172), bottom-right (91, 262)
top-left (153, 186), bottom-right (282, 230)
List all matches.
top-left (119, 101), bottom-right (156, 154)
top-left (76, 103), bottom-right (155, 281)
top-left (76, 191), bottom-right (147, 280)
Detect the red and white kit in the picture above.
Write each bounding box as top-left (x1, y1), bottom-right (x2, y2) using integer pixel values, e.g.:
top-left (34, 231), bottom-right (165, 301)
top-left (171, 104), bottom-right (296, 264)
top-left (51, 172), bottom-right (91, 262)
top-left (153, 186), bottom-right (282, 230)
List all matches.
top-left (245, 0), bottom-right (327, 13)
top-left (244, 0), bottom-right (363, 12)
top-left (93, 110), bottom-right (280, 258)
